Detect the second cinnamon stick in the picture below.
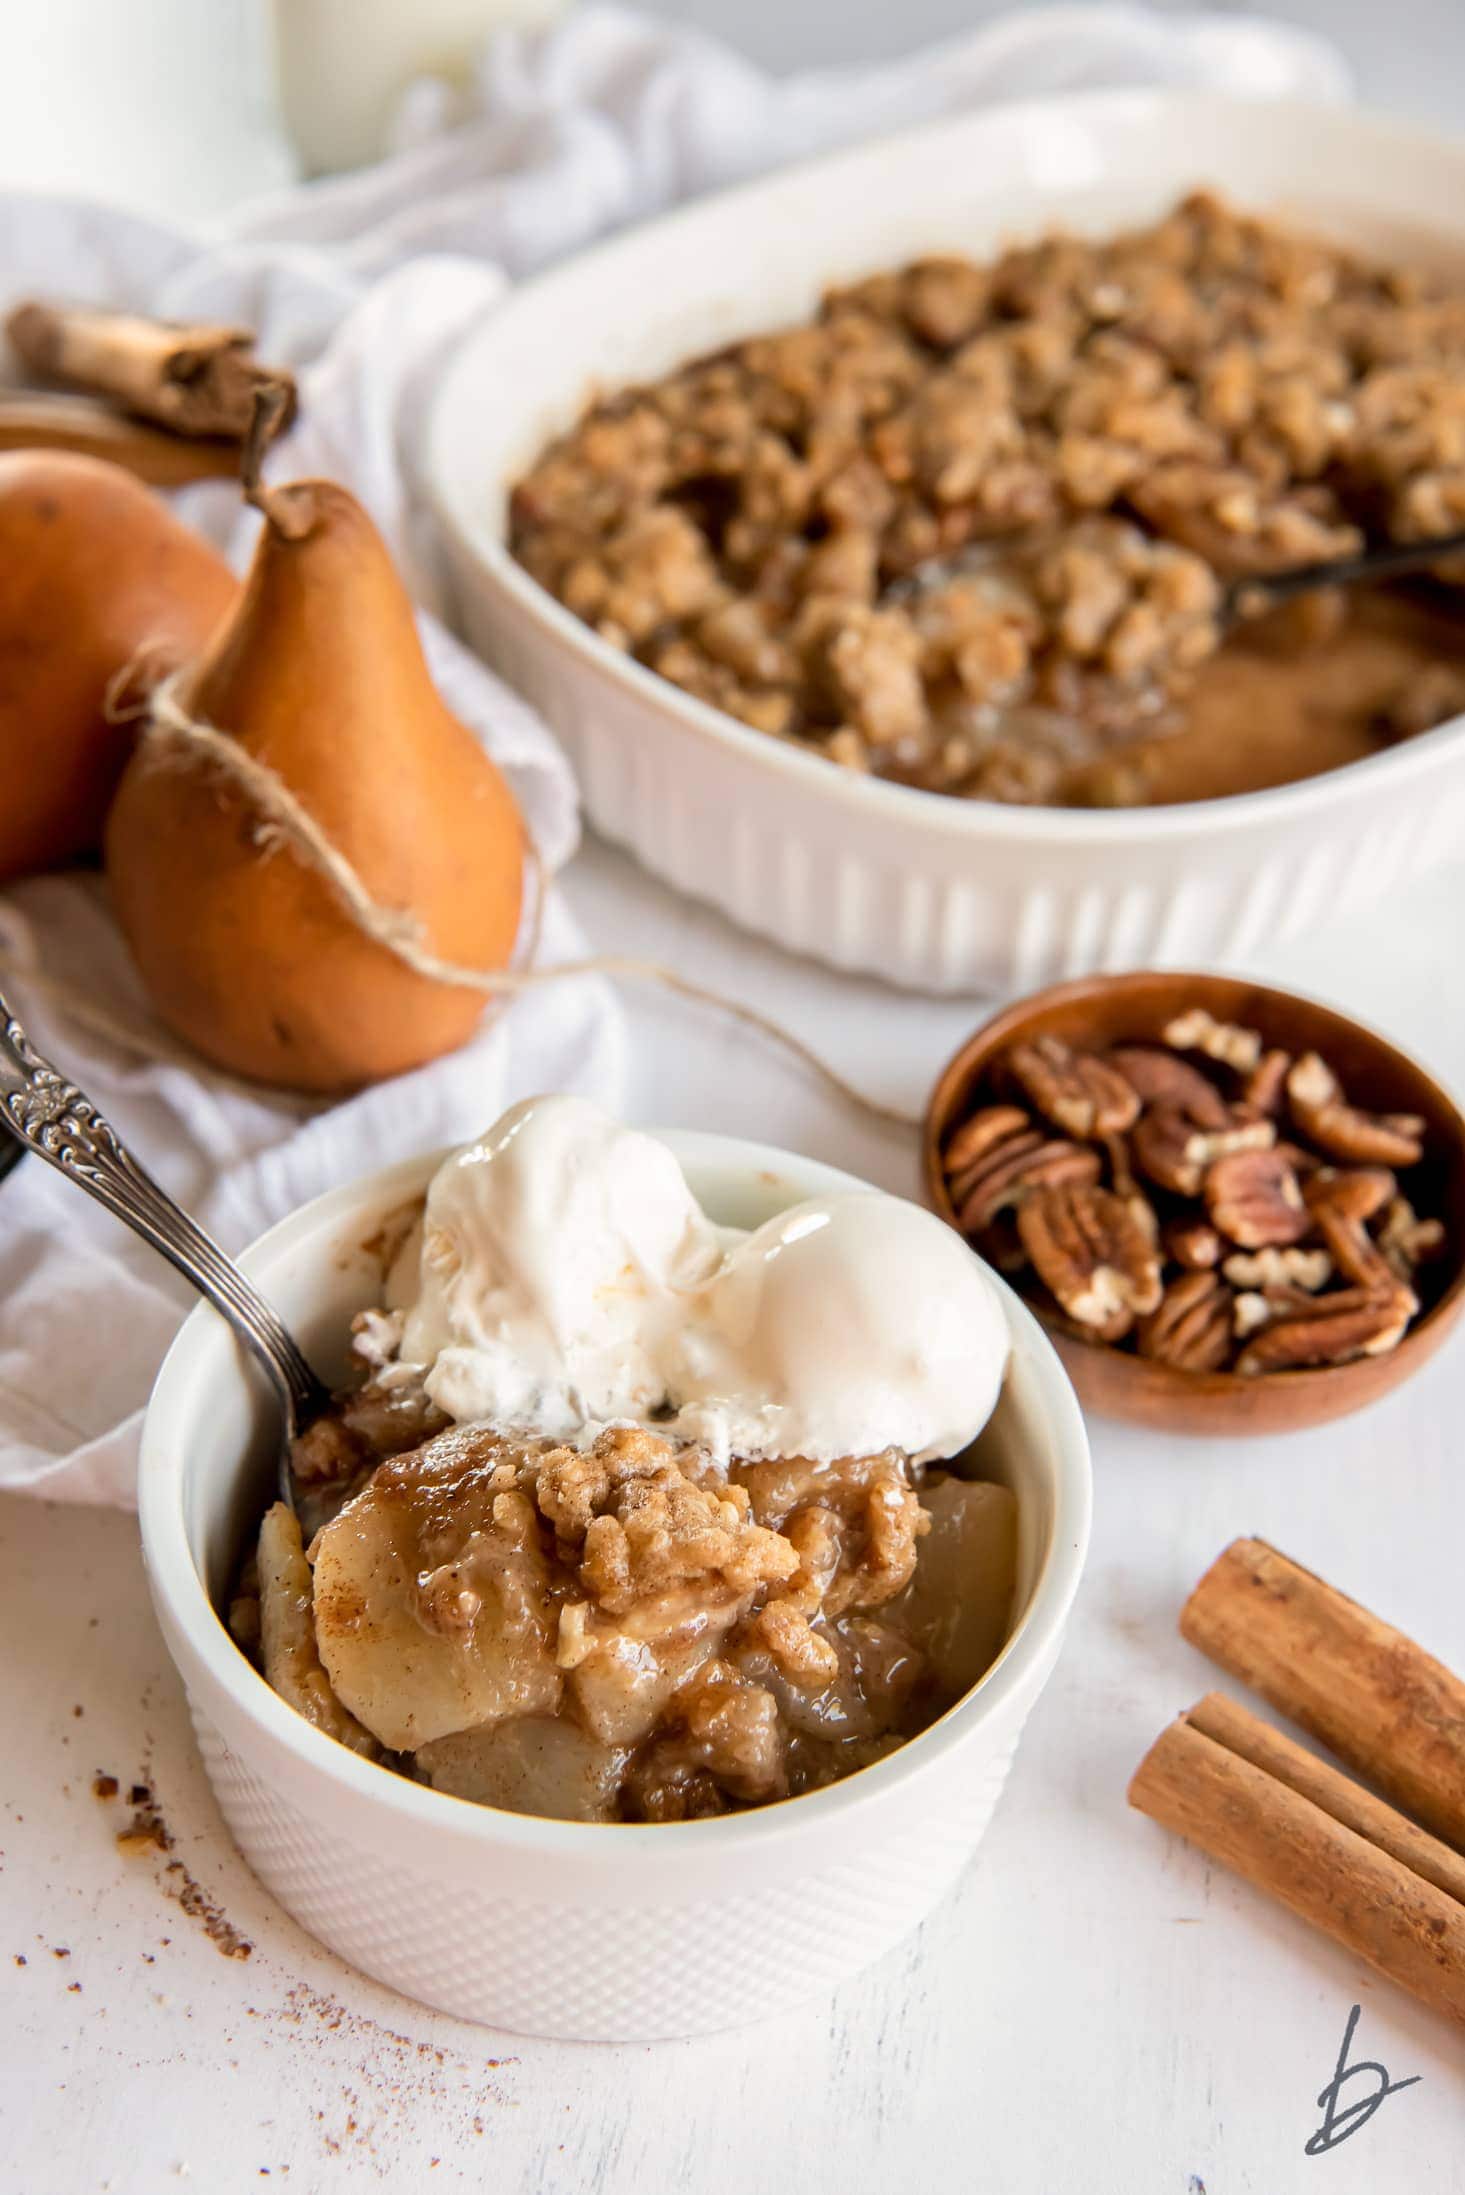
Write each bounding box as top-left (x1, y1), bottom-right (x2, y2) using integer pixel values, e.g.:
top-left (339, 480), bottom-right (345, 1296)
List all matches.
top-left (1187, 1691), bottom-right (1465, 1904)
top-left (1130, 1706), bottom-right (1465, 2026)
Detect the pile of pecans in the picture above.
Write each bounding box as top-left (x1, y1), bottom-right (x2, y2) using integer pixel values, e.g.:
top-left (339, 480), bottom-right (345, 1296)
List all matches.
top-left (939, 1008), bottom-right (1447, 1375)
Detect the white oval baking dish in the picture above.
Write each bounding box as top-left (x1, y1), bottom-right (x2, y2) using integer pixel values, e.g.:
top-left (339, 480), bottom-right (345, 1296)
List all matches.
top-left (137, 1132), bottom-right (1091, 2041)
top-left (427, 89), bottom-right (1465, 995)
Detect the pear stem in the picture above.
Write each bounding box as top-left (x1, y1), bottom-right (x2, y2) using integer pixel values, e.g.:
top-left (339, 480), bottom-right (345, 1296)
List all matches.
top-left (241, 378), bottom-right (314, 540)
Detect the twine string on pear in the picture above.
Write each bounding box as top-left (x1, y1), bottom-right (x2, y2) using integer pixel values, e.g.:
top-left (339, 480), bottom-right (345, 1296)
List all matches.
top-left (123, 669), bottom-right (920, 1132)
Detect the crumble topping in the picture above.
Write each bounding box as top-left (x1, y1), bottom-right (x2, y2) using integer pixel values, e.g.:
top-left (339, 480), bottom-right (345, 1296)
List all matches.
top-left (511, 191), bottom-right (1465, 807)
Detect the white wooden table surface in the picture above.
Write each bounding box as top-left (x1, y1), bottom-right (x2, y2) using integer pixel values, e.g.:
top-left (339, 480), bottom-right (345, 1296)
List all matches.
top-left (3, 7), bottom-right (1465, 2190)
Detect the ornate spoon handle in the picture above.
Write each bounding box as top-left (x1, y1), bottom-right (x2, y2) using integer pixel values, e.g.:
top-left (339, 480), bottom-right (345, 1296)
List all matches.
top-left (0, 992), bottom-right (327, 1470)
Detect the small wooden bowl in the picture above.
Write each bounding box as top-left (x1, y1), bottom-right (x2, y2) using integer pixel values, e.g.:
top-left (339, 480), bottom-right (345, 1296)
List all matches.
top-left (924, 971), bottom-right (1465, 1435)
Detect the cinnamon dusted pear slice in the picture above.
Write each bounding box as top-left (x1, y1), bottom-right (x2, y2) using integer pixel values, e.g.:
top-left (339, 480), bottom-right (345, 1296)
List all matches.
top-left (310, 1426), bottom-right (562, 1752)
top-left (256, 1502), bottom-right (380, 1759)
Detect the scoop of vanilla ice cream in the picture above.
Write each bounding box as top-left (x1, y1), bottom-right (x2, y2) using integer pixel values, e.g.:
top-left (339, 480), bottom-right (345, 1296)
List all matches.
top-left (397, 1095), bottom-right (727, 1434)
top-left (392, 1094), bottom-right (1009, 1463)
top-left (667, 1192), bottom-right (1008, 1465)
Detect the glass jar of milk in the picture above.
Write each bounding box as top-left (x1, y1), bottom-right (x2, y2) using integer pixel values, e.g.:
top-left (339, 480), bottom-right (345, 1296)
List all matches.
top-left (271, 0), bottom-right (569, 175)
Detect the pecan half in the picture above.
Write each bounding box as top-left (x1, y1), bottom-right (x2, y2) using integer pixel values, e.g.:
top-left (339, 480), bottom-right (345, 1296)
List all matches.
top-left (1162, 1008), bottom-right (1263, 1075)
top-left (949, 1119), bottom-right (1044, 1220)
top-left (1133, 1106), bottom-right (1274, 1197)
top-left (1222, 1247), bottom-right (1333, 1293)
top-left (1005, 1036), bottom-right (1140, 1140)
top-left (1136, 1271), bottom-right (1233, 1371)
top-left (1303, 1166), bottom-right (1396, 1225)
top-left (1242, 1048), bottom-right (1292, 1116)
top-left (1286, 1053), bottom-right (1425, 1167)
top-left (1017, 1183), bottom-right (1162, 1340)
top-left (1377, 1195), bottom-right (1448, 1278)
top-left (1102, 1132), bottom-right (1160, 1247)
top-left (1164, 1216), bottom-right (1225, 1270)
top-left (1307, 1203), bottom-right (1398, 1293)
top-left (1108, 1045), bottom-right (1230, 1128)
top-left (1235, 1285), bottom-right (1417, 1374)
top-left (1204, 1147), bottom-right (1308, 1248)
top-left (943, 1103), bottom-right (1032, 1178)
top-left (952, 1128), bottom-right (1101, 1233)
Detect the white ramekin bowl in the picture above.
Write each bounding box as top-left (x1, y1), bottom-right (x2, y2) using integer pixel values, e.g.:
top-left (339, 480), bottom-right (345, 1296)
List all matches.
top-left (427, 90), bottom-right (1465, 996)
top-left (138, 1132), bottom-right (1091, 2042)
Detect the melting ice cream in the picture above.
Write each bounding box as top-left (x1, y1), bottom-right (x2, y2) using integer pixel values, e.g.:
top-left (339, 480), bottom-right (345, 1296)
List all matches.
top-left (390, 1095), bottom-right (1008, 1464)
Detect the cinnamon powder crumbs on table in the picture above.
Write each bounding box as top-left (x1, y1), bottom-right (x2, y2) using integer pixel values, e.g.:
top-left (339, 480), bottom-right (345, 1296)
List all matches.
top-left (92, 1774), bottom-right (119, 1801)
top-left (246, 1984), bottom-right (517, 2164)
top-left (165, 1861), bottom-right (252, 1960)
top-left (115, 1785), bottom-right (171, 1858)
top-left (13, 1955), bottom-right (26, 1967)
top-left (51, 1947), bottom-right (70, 1959)
top-left (89, 1761), bottom-right (516, 2164)
top-left (106, 1775), bottom-right (253, 1960)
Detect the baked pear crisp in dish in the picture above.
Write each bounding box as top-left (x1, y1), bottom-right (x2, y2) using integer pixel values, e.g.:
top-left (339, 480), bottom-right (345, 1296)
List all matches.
top-left (511, 193), bottom-right (1465, 808)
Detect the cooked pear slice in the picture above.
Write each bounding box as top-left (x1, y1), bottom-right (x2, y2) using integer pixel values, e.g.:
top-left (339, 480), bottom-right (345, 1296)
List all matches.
top-left (888, 1478), bottom-right (1018, 1701)
top-left (415, 1718), bottom-right (629, 1822)
top-left (310, 1426), bottom-right (562, 1752)
top-left (566, 1619), bottom-right (727, 1749)
top-left (256, 1502), bottom-right (380, 1759)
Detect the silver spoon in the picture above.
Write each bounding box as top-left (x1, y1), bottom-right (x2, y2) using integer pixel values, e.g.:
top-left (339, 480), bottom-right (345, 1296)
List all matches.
top-left (0, 992), bottom-right (326, 1505)
top-left (886, 523), bottom-right (1465, 622)
top-left (1221, 525), bottom-right (1465, 625)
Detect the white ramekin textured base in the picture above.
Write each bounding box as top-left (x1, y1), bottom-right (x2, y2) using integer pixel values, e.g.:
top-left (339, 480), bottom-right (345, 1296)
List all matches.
top-left (193, 1699), bottom-right (1031, 2040)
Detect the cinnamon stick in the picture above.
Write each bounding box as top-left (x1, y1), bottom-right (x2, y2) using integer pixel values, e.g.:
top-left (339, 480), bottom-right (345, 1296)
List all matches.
top-left (6, 301), bottom-right (295, 440)
top-left (0, 395), bottom-right (242, 486)
top-left (1182, 1538), bottom-right (1465, 1851)
top-left (1188, 1691), bottom-right (1465, 1903)
top-left (1130, 1703), bottom-right (1465, 2026)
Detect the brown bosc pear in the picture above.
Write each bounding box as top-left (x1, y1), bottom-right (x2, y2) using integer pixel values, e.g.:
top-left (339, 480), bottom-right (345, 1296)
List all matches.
top-left (104, 435), bottom-right (526, 1093)
top-left (0, 451), bottom-right (237, 883)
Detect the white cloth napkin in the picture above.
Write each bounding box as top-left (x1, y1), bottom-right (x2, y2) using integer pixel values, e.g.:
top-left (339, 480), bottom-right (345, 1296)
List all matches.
top-left (0, 3), bottom-right (1348, 1506)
